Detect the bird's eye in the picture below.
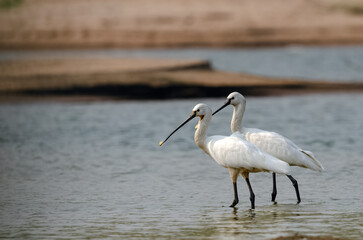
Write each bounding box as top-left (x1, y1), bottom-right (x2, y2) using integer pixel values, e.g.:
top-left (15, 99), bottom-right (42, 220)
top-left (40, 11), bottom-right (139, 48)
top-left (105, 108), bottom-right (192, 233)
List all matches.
top-left (197, 109), bottom-right (200, 112)
top-left (231, 97), bottom-right (235, 100)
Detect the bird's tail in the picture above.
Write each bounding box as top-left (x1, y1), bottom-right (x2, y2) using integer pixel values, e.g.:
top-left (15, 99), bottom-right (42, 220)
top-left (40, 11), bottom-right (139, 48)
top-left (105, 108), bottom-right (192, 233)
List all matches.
top-left (300, 150), bottom-right (325, 172)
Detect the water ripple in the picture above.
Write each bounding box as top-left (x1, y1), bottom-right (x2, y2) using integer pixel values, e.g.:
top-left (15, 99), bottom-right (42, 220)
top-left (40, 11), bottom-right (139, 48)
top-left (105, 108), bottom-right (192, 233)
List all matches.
top-left (1, 94), bottom-right (363, 239)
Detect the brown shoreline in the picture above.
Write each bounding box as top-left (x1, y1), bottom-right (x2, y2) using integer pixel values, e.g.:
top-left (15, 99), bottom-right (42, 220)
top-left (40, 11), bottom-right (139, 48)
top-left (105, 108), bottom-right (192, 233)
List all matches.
top-left (1, 58), bottom-right (362, 102)
top-left (1, 0), bottom-right (363, 49)
top-left (271, 234), bottom-right (349, 240)
top-left (2, 27), bottom-right (363, 50)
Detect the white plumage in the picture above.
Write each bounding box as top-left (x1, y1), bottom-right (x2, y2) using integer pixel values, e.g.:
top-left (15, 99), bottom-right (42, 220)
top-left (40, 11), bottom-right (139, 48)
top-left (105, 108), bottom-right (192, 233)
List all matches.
top-left (213, 92), bottom-right (324, 202)
top-left (240, 128), bottom-right (323, 171)
top-left (160, 103), bottom-right (292, 209)
top-left (205, 133), bottom-right (290, 175)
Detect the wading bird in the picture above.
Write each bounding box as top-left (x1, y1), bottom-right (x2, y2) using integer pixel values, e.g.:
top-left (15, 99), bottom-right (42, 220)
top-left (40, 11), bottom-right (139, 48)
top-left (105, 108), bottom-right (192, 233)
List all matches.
top-left (159, 103), bottom-right (292, 209)
top-left (213, 92), bottom-right (324, 203)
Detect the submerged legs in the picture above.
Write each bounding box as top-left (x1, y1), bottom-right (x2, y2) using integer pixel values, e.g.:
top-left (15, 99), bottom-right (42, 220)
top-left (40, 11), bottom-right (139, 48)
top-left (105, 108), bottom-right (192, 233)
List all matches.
top-left (228, 168), bottom-right (240, 207)
top-left (245, 177), bottom-right (255, 209)
top-left (228, 170), bottom-right (299, 208)
top-left (246, 178), bottom-right (255, 209)
top-left (287, 175), bottom-right (301, 203)
top-left (241, 172), bottom-right (255, 209)
top-left (230, 181), bottom-right (239, 207)
top-left (271, 172), bottom-right (277, 202)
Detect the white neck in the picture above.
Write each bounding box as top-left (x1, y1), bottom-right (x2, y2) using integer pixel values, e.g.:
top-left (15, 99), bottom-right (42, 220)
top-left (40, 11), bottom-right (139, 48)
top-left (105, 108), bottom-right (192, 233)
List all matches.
top-left (231, 102), bottom-right (246, 133)
top-left (194, 114), bottom-right (212, 154)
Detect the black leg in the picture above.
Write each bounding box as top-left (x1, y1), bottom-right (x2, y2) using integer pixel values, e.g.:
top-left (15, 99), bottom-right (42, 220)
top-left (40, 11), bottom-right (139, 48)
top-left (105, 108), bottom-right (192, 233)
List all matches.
top-left (230, 182), bottom-right (239, 208)
top-left (245, 178), bottom-right (255, 209)
top-left (271, 172), bottom-right (277, 202)
top-left (287, 175), bottom-right (301, 203)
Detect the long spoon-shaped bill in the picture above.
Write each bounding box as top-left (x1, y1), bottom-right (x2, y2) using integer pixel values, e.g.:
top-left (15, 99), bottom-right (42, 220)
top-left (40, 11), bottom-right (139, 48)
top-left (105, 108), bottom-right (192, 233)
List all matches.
top-left (212, 99), bottom-right (231, 116)
top-left (159, 112), bottom-right (196, 146)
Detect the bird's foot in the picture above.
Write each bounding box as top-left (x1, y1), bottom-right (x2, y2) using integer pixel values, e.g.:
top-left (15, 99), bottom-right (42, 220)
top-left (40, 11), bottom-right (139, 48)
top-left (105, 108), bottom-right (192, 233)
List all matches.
top-left (229, 199), bottom-right (239, 208)
top-left (271, 192), bottom-right (277, 202)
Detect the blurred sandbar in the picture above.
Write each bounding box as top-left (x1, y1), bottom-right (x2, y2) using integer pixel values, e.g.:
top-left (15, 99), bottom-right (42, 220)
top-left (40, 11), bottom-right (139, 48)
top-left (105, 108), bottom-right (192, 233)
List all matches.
top-left (1, 0), bottom-right (363, 48)
top-left (1, 58), bottom-right (362, 101)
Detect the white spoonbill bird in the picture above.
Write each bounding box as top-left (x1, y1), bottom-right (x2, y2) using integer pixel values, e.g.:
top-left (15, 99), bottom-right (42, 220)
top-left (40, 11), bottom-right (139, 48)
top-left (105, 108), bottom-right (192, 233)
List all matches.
top-left (159, 103), bottom-right (291, 209)
top-left (213, 92), bottom-right (324, 203)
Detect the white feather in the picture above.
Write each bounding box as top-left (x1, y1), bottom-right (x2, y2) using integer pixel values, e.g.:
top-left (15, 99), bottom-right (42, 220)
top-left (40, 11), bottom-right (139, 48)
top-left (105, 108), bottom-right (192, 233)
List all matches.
top-left (205, 134), bottom-right (290, 175)
top-left (223, 92), bottom-right (324, 172)
top-left (191, 103), bottom-right (291, 176)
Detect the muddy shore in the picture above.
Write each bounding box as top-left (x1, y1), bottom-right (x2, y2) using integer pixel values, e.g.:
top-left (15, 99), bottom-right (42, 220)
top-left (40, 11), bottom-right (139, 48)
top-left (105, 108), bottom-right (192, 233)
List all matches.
top-left (1, 0), bottom-right (363, 49)
top-left (1, 58), bottom-right (362, 102)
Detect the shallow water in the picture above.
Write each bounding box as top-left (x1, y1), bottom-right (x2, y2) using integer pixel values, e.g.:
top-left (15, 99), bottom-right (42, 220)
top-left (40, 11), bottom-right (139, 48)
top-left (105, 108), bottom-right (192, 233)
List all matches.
top-left (0, 93), bottom-right (363, 239)
top-left (1, 46), bottom-right (363, 81)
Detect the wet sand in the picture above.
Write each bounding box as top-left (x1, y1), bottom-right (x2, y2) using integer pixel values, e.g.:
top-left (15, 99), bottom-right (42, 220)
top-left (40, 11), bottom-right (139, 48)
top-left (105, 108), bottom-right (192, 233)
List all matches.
top-left (1, 58), bottom-right (362, 102)
top-left (271, 234), bottom-right (348, 240)
top-left (1, 0), bottom-right (363, 48)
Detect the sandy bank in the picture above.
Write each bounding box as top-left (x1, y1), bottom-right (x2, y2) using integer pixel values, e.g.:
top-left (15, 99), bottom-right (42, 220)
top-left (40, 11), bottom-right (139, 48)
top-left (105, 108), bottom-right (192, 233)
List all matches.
top-left (1, 0), bottom-right (363, 48)
top-left (1, 58), bottom-right (362, 102)
top-left (271, 234), bottom-right (348, 240)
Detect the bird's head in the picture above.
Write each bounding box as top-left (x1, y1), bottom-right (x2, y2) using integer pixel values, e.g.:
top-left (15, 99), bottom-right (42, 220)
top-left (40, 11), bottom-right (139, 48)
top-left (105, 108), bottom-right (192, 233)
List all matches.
top-left (227, 92), bottom-right (246, 106)
top-left (192, 103), bottom-right (212, 121)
